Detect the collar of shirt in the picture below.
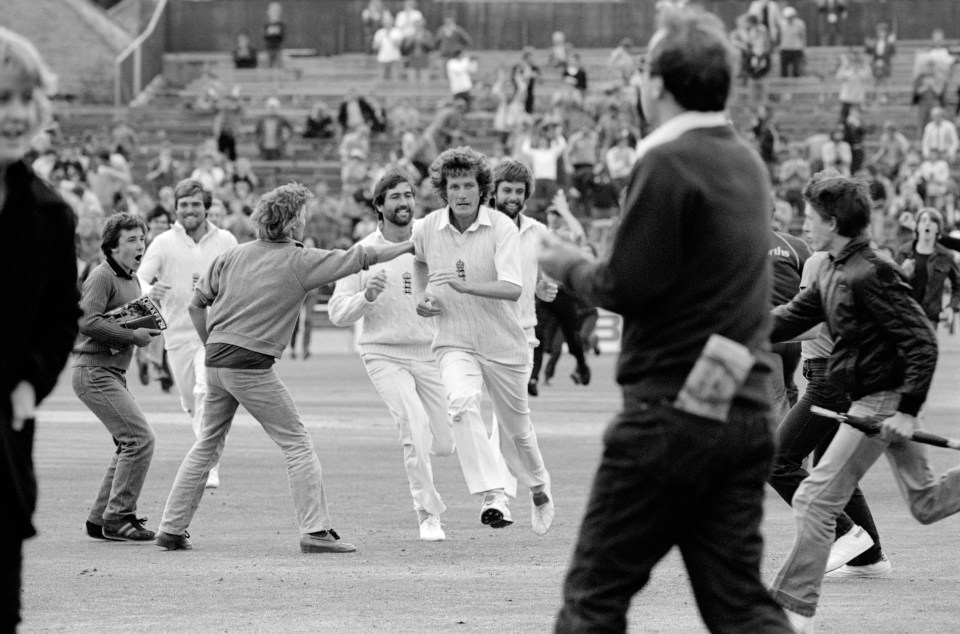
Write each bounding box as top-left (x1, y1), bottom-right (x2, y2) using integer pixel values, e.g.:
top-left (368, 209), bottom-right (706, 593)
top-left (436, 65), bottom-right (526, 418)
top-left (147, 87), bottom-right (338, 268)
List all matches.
top-left (634, 110), bottom-right (729, 164)
top-left (172, 220), bottom-right (218, 244)
top-left (831, 235), bottom-right (871, 264)
top-left (518, 213), bottom-right (540, 236)
top-left (437, 204), bottom-right (494, 233)
top-left (106, 255), bottom-right (134, 279)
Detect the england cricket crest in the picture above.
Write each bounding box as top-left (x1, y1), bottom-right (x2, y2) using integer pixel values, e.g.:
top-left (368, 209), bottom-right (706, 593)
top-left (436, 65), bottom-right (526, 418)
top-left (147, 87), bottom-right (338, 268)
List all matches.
top-left (402, 272), bottom-right (412, 295)
top-left (456, 259), bottom-right (466, 281)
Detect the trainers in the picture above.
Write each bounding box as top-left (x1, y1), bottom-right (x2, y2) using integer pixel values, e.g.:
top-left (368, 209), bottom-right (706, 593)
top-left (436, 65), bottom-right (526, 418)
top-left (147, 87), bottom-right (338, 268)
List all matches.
top-left (480, 490), bottom-right (513, 528)
top-left (205, 465), bottom-right (220, 489)
top-left (826, 525), bottom-right (874, 572)
top-left (103, 515), bottom-right (155, 542)
top-left (419, 515), bottom-right (445, 541)
top-left (527, 378), bottom-right (539, 397)
top-left (85, 520), bottom-right (106, 540)
top-left (531, 478), bottom-right (554, 536)
top-left (571, 365), bottom-right (591, 386)
top-left (826, 554), bottom-right (891, 578)
top-left (783, 607), bottom-right (813, 634)
top-left (156, 530), bottom-right (192, 551)
top-left (300, 529), bottom-right (356, 553)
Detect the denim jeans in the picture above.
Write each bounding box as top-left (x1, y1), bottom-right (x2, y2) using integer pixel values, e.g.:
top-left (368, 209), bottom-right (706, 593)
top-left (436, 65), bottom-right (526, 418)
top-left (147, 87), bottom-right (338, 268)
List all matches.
top-left (555, 397), bottom-right (792, 634)
top-left (768, 358), bottom-right (883, 566)
top-left (73, 366), bottom-right (156, 523)
top-left (772, 391), bottom-right (960, 617)
top-left (159, 366), bottom-right (331, 536)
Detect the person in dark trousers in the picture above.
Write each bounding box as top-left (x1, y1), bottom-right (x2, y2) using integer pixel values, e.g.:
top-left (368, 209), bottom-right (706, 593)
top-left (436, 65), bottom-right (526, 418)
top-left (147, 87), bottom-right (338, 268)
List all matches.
top-left (0, 27), bottom-right (81, 633)
top-left (540, 6), bottom-right (793, 633)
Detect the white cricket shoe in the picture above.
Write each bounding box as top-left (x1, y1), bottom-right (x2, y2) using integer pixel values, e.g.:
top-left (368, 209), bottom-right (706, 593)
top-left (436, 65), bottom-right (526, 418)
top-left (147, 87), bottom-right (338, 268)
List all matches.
top-left (826, 554), bottom-right (891, 578)
top-left (480, 490), bottom-right (513, 528)
top-left (531, 477), bottom-right (554, 536)
top-left (419, 515), bottom-right (446, 542)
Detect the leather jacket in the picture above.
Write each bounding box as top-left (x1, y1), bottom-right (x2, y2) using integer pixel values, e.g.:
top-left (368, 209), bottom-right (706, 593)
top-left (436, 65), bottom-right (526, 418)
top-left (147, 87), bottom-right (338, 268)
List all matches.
top-left (896, 242), bottom-right (960, 322)
top-left (771, 236), bottom-right (937, 415)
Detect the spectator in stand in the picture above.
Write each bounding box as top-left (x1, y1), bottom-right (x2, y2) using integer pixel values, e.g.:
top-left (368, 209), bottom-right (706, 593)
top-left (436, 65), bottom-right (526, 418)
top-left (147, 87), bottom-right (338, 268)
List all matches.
top-left (752, 104), bottom-right (780, 180)
top-left (521, 118), bottom-right (567, 222)
top-left (388, 98), bottom-right (420, 139)
top-left (744, 14), bottom-right (773, 105)
top-left (912, 58), bottom-right (945, 133)
top-left (394, 0), bottom-right (423, 45)
top-left (548, 31), bottom-right (571, 71)
top-left (304, 181), bottom-right (346, 249)
top-left (403, 16), bottom-right (434, 83)
top-left (436, 13), bottom-right (472, 61)
top-left (779, 7), bottom-right (806, 77)
top-left (918, 150), bottom-right (952, 209)
top-left (110, 115), bottom-right (138, 161)
top-left (836, 50), bottom-right (871, 121)
top-left (607, 38), bottom-right (636, 87)
top-left (232, 157), bottom-right (259, 192)
top-left (446, 49), bottom-right (477, 109)
top-left (822, 125), bottom-right (853, 176)
top-left (843, 105), bottom-right (866, 174)
top-left (872, 120), bottom-right (910, 181)
top-left (338, 88), bottom-right (381, 134)
top-left (190, 152), bottom-right (226, 192)
top-left (816, 0), bottom-right (847, 46)
top-left (255, 97), bottom-right (293, 160)
top-left (513, 47), bottom-right (541, 115)
top-left (145, 142), bottom-right (181, 196)
top-left (361, 0), bottom-right (386, 54)
top-left (233, 32), bottom-right (258, 69)
top-left (562, 52), bottom-right (588, 98)
top-left (604, 130), bottom-right (637, 195)
top-left (263, 1), bottom-right (285, 69)
top-left (865, 22), bottom-right (896, 103)
top-left (564, 121), bottom-right (600, 218)
top-left (779, 143), bottom-right (812, 222)
top-left (303, 101), bottom-right (336, 140)
top-left (372, 11), bottom-right (403, 81)
top-left (748, 0), bottom-right (782, 49)
top-left (921, 106), bottom-right (959, 164)
top-left (339, 123), bottom-right (372, 164)
top-left (213, 87), bottom-right (243, 163)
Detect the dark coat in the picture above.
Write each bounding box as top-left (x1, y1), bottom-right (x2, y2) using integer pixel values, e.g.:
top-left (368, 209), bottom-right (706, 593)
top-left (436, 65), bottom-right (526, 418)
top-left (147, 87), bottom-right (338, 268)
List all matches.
top-left (0, 160), bottom-right (80, 538)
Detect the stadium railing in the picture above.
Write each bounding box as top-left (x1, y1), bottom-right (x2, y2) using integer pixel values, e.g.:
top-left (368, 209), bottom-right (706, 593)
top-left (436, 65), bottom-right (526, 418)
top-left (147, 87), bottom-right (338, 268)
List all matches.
top-left (115, 0), bottom-right (169, 107)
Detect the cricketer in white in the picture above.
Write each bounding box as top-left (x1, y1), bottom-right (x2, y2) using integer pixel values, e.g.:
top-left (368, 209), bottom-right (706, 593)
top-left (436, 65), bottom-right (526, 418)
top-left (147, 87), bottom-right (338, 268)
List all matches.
top-left (328, 168), bottom-right (455, 542)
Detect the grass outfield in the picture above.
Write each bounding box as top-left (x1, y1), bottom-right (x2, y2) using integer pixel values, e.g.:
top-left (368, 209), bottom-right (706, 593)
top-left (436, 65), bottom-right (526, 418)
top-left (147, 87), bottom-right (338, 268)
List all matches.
top-left (21, 333), bottom-right (960, 633)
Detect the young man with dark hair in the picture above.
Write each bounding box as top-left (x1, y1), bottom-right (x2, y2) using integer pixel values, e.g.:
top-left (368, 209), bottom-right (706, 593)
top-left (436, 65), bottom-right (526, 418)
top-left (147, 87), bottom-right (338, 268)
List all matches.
top-left (413, 147), bottom-right (555, 535)
top-left (896, 207), bottom-right (960, 325)
top-left (156, 183), bottom-right (414, 553)
top-left (328, 168), bottom-right (455, 541)
top-left (138, 178), bottom-right (237, 489)
top-left (73, 213), bottom-right (161, 543)
top-left (540, 6), bottom-right (793, 632)
top-left (769, 172), bottom-right (960, 631)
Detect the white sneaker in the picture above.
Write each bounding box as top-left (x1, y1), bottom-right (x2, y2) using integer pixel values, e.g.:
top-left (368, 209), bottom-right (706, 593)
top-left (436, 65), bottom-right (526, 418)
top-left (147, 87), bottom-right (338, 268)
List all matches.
top-left (205, 465), bottom-right (220, 489)
top-left (479, 490), bottom-right (513, 528)
top-left (419, 515), bottom-right (445, 542)
top-left (826, 525), bottom-right (873, 572)
top-left (531, 477), bottom-right (554, 536)
top-left (826, 554), bottom-right (891, 578)
top-left (783, 608), bottom-right (813, 634)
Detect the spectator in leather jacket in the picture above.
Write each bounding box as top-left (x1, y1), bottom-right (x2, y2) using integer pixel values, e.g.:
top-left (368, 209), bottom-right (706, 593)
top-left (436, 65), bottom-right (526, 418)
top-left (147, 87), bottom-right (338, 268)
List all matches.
top-left (767, 172), bottom-right (960, 631)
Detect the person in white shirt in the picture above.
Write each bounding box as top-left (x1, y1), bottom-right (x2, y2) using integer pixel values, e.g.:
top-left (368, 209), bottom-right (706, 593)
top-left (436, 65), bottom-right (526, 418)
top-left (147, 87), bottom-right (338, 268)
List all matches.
top-left (520, 120), bottom-right (567, 219)
top-left (413, 147), bottom-right (555, 535)
top-left (372, 12), bottom-right (403, 80)
top-left (327, 169), bottom-right (455, 541)
top-left (921, 107), bottom-right (959, 164)
top-left (446, 50), bottom-right (477, 107)
top-left (138, 179), bottom-right (238, 489)
top-left (394, 0), bottom-right (423, 43)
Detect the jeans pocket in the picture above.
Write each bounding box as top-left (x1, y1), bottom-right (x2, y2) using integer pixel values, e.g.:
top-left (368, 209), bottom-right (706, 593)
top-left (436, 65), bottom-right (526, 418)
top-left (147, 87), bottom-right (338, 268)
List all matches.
top-left (72, 368), bottom-right (86, 398)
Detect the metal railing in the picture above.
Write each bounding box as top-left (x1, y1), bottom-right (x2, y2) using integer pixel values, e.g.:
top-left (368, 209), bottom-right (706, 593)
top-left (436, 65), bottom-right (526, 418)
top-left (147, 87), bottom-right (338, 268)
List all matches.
top-left (114, 0), bottom-right (169, 107)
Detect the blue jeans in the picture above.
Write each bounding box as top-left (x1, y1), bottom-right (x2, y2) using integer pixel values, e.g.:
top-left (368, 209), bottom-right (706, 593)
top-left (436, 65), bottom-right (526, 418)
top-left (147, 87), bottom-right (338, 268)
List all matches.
top-left (73, 366), bottom-right (156, 523)
top-left (159, 366), bottom-right (331, 536)
top-left (768, 358), bottom-right (883, 566)
top-left (772, 391), bottom-right (960, 617)
top-left (555, 396), bottom-right (792, 634)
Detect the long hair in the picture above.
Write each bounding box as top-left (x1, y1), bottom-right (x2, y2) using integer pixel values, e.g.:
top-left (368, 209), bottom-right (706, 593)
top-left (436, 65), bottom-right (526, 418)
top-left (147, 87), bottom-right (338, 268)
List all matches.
top-left (252, 183), bottom-right (314, 240)
top-left (429, 146), bottom-right (492, 206)
top-left (0, 27), bottom-right (57, 132)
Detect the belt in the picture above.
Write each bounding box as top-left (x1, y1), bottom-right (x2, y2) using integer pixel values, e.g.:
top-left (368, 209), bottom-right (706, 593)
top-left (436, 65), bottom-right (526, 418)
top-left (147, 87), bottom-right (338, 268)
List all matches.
top-left (802, 357), bottom-right (828, 371)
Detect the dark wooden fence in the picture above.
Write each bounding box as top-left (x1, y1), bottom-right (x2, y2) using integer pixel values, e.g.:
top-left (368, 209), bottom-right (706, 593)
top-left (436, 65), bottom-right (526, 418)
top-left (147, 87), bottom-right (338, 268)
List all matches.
top-left (164, 0), bottom-right (957, 54)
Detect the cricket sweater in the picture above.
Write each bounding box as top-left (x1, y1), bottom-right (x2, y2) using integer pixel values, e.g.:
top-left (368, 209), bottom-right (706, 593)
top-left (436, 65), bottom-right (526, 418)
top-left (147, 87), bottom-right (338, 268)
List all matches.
top-left (73, 258), bottom-right (143, 370)
top-left (328, 227), bottom-right (435, 362)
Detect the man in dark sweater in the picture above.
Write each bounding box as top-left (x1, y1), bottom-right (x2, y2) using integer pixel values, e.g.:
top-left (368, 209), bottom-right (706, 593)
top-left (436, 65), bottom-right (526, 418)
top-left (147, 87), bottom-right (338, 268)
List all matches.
top-left (73, 213), bottom-right (161, 543)
top-left (540, 6), bottom-right (791, 633)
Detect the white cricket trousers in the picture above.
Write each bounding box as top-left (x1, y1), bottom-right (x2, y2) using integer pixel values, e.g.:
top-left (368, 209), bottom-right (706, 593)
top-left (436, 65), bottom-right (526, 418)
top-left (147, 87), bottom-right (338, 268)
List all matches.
top-left (363, 355), bottom-right (454, 517)
top-left (437, 349), bottom-right (548, 495)
top-left (166, 339), bottom-right (221, 476)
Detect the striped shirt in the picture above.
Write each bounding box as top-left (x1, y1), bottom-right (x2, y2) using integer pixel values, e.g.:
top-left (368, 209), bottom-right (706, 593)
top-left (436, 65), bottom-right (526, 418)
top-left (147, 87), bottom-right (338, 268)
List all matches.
top-left (412, 205), bottom-right (528, 365)
top-left (328, 225), bottom-right (436, 361)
